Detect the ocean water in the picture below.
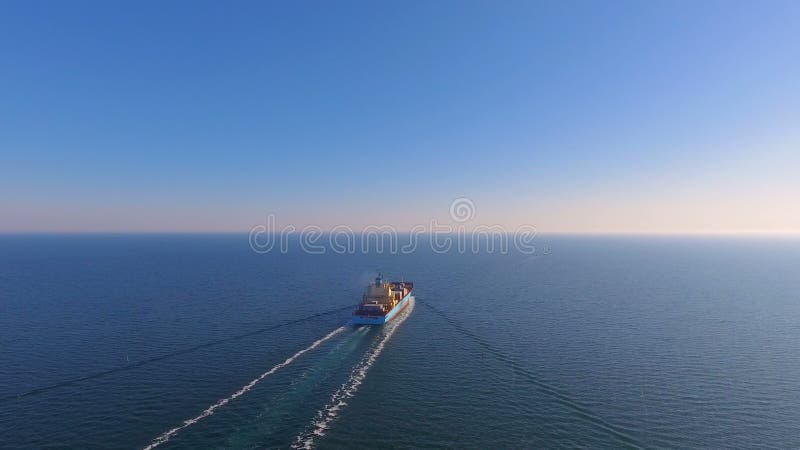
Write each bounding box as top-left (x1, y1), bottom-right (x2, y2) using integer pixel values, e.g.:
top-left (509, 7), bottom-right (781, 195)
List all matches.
top-left (1, 234), bottom-right (799, 449)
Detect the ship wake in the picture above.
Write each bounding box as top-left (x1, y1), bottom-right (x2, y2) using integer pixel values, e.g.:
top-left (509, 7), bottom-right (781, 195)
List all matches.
top-left (292, 298), bottom-right (415, 449)
top-left (142, 326), bottom-right (346, 450)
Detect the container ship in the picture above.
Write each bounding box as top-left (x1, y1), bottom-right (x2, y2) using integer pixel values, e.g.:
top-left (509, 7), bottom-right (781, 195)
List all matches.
top-left (352, 274), bottom-right (413, 325)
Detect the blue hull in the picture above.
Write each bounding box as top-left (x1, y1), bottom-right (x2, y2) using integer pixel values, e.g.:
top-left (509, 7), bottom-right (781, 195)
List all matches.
top-left (352, 292), bottom-right (412, 325)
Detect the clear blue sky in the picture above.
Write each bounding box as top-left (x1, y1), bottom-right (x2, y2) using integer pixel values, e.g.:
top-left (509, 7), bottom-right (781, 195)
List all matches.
top-left (2, 1), bottom-right (799, 233)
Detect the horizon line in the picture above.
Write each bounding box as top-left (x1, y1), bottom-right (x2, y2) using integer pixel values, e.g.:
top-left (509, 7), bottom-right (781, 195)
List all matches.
top-left (2, 230), bottom-right (800, 237)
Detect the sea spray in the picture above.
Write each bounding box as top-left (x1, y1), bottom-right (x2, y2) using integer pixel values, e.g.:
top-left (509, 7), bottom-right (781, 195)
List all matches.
top-left (143, 326), bottom-right (346, 450)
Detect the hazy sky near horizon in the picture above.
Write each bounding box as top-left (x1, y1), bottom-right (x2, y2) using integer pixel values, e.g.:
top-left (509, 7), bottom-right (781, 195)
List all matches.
top-left (2, 1), bottom-right (799, 233)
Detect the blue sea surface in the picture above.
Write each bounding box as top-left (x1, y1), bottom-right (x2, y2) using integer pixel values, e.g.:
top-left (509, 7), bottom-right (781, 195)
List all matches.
top-left (1, 234), bottom-right (799, 449)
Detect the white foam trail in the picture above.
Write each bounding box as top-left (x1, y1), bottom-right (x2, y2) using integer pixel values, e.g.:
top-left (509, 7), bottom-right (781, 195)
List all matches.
top-left (143, 326), bottom-right (346, 450)
top-left (293, 298), bottom-right (414, 449)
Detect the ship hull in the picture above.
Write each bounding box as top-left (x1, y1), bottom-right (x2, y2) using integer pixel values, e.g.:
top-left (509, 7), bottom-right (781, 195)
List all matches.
top-left (352, 291), bottom-right (412, 325)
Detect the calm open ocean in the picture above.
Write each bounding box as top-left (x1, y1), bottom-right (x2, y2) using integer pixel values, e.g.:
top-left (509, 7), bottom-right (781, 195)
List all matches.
top-left (1, 234), bottom-right (799, 449)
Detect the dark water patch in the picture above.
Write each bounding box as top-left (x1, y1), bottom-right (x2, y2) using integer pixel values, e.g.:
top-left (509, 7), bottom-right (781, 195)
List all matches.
top-left (0, 305), bottom-right (353, 404)
top-left (419, 299), bottom-right (642, 448)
